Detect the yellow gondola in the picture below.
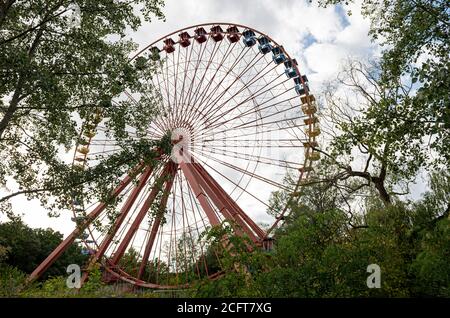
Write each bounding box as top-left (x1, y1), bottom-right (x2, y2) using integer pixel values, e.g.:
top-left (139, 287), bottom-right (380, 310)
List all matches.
top-left (303, 116), bottom-right (319, 125)
top-left (306, 151), bottom-right (320, 161)
top-left (306, 125), bottom-right (321, 137)
top-left (301, 103), bottom-right (317, 115)
top-left (83, 130), bottom-right (96, 138)
top-left (77, 146), bottom-right (89, 155)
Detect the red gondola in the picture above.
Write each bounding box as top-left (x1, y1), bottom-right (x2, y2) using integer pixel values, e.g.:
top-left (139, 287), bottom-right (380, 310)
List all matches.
top-left (179, 31), bottom-right (191, 48)
top-left (226, 25), bottom-right (240, 43)
top-left (194, 27), bottom-right (207, 44)
top-left (163, 38), bottom-right (175, 53)
top-left (210, 25), bottom-right (224, 42)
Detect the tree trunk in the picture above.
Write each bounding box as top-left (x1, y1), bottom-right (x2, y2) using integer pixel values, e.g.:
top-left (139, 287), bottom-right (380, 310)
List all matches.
top-left (0, 76), bottom-right (24, 140)
top-left (0, 24), bottom-right (44, 139)
top-left (373, 179), bottom-right (392, 205)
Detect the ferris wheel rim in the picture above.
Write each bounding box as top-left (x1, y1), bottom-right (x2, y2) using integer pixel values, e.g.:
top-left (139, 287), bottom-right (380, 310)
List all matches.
top-left (130, 22), bottom-right (293, 62)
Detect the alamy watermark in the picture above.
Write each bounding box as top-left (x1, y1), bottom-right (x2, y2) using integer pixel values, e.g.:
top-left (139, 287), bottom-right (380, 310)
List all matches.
top-left (366, 264), bottom-right (381, 288)
top-left (66, 264), bottom-right (81, 288)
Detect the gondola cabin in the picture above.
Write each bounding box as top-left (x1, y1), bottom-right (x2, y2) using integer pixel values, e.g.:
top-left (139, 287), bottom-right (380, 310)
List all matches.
top-left (194, 27), bottom-right (207, 44)
top-left (294, 76), bottom-right (309, 96)
top-left (284, 59), bottom-right (298, 78)
top-left (242, 29), bottom-right (256, 47)
top-left (226, 25), bottom-right (240, 43)
top-left (179, 31), bottom-right (191, 48)
top-left (257, 36), bottom-right (272, 54)
top-left (210, 25), bottom-right (224, 42)
top-left (272, 46), bottom-right (287, 65)
top-left (163, 38), bottom-right (175, 53)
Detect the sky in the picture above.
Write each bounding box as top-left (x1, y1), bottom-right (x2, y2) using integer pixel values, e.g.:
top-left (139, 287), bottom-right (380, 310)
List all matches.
top-left (1, 0), bottom-right (396, 237)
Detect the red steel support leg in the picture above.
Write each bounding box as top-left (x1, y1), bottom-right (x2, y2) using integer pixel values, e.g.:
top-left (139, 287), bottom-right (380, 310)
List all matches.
top-left (110, 162), bottom-right (176, 265)
top-left (189, 163), bottom-right (259, 242)
top-left (193, 162), bottom-right (266, 239)
top-left (26, 165), bottom-right (144, 283)
top-left (180, 162), bottom-right (220, 226)
top-left (137, 165), bottom-right (177, 280)
top-left (80, 164), bottom-right (155, 285)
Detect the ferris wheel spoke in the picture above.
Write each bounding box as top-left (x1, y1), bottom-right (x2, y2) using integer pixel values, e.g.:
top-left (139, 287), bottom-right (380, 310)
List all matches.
top-left (189, 40), bottom-right (235, 109)
top-left (123, 90), bottom-right (168, 136)
top-left (190, 42), bottom-right (248, 117)
top-left (204, 74), bottom-right (292, 129)
top-left (172, 43), bottom-right (183, 126)
top-left (185, 45), bottom-right (265, 128)
top-left (190, 148), bottom-right (288, 190)
top-left (152, 67), bottom-right (173, 130)
top-left (180, 34), bottom-right (212, 108)
top-left (192, 155), bottom-right (279, 215)
top-left (188, 43), bottom-right (251, 121)
top-left (184, 40), bottom-right (222, 110)
top-left (190, 144), bottom-right (300, 170)
top-left (185, 36), bottom-right (220, 110)
top-left (200, 111), bottom-right (307, 140)
top-left (200, 64), bottom-right (285, 130)
top-left (175, 41), bottom-right (198, 127)
top-left (198, 46), bottom-right (267, 119)
top-left (197, 81), bottom-right (296, 138)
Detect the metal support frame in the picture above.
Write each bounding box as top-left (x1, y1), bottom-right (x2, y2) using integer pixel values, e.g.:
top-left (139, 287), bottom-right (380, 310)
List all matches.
top-left (80, 164), bottom-right (155, 285)
top-left (111, 162), bottom-right (176, 265)
top-left (137, 164), bottom-right (177, 280)
top-left (27, 164), bottom-right (144, 283)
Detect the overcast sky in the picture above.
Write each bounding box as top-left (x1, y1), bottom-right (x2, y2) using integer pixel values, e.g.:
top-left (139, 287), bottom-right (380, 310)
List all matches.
top-left (2, 0), bottom-right (395, 236)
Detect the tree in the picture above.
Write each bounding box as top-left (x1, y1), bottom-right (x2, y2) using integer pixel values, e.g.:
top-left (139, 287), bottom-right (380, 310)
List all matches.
top-left (316, 0), bottom-right (449, 168)
top-left (314, 60), bottom-right (416, 205)
top-left (0, 218), bottom-right (88, 279)
top-left (0, 0), bottom-right (166, 217)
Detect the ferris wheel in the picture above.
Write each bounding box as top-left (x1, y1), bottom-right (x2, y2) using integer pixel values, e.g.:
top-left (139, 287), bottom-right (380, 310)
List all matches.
top-left (29, 23), bottom-right (321, 289)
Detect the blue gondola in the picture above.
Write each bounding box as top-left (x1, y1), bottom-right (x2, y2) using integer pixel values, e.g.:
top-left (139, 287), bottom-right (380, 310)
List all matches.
top-left (284, 59), bottom-right (298, 78)
top-left (294, 77), bottom-right (309, 96)
top-left (257, 36), bottom-right (272, 54)
top-left (271, 46), bottom-right (286, 65)
top-left (81, 247), bottom-right (95, 255)
top-left (242, 29), bottom-right (256, 47)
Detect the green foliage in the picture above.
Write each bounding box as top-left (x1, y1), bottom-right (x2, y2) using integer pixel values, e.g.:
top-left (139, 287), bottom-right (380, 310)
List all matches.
top-left (194, 170), bottom-right (450, 298)
top-left (0, 218), bottom-right (88, 279)
top-left (318, 0), bottom-right (449, 169)
top-left (0, 0), bottom-right (166, 216)
top-left (0, 264), bottom-right (27, 297)
top-left (80, 264), bottom-right (105, 295)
